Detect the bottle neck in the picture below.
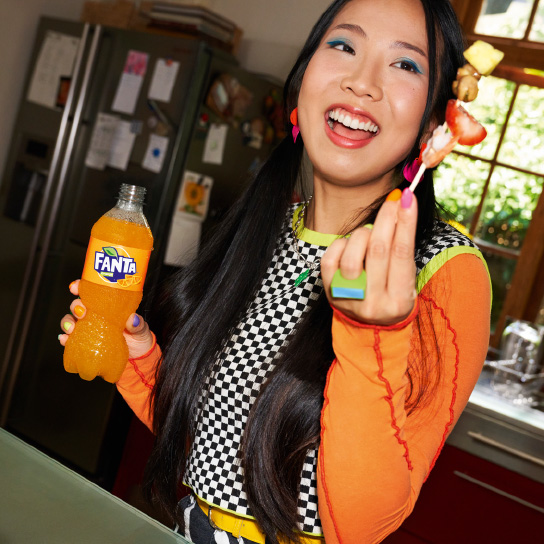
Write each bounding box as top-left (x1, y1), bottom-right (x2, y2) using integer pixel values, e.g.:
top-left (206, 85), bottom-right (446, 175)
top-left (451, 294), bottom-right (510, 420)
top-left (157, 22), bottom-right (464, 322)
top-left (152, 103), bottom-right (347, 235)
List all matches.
top-left (115, 184), bottom-right (146, 213)
top-left (115, 199), bottom-right (144, 213)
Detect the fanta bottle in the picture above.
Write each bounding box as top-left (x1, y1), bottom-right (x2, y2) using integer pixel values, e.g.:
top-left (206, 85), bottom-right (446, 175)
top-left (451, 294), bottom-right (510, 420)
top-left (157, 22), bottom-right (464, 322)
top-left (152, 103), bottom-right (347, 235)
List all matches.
top-left (64, 184), bottom-right (154, 382)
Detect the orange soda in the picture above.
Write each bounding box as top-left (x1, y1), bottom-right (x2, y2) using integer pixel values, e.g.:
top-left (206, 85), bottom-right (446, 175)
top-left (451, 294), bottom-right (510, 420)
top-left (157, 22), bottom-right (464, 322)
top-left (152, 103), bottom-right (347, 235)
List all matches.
top-left (64, 184), bottom-right (153, 382)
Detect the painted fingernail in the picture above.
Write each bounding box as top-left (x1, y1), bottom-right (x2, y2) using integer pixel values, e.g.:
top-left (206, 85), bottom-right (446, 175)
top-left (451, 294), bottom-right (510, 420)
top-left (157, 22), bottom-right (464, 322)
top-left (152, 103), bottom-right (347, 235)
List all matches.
top-left (69, 281), bottom-right (76, 291)
top-left (401, 188), bottom-right (413, 209)
top-left (133, 314), bottom-right (140, 328)
top-left (58, 334), bottom-right (62, 341)
top-left (386, 188), bottom-right (402, 202)
top-left (363, 223), bottom-right (374, 230)
top-left (63, 322), bottom-right (72, 332)
top-left (73, 305), bottom-right (85, 318)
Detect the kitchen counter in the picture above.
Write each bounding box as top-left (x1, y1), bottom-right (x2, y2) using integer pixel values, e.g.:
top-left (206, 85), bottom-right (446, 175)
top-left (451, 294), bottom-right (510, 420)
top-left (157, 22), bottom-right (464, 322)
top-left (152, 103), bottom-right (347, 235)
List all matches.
top-left (0, 428), bottom-right (190, 544)
top-left (447, 367), bottom-right (544, 484)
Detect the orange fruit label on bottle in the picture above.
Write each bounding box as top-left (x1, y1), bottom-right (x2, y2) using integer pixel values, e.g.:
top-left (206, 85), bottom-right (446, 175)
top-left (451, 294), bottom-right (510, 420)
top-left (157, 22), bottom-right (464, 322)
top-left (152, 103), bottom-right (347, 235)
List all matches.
top-left (81, 237), bottom-right (151, 292)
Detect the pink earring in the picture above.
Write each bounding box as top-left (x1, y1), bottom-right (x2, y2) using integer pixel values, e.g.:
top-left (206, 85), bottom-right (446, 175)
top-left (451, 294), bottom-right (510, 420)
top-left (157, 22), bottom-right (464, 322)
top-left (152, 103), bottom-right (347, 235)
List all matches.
top-left (290, 108), bottom-right (300, 143)
top-left (403, 158), bottom-right (420, 183)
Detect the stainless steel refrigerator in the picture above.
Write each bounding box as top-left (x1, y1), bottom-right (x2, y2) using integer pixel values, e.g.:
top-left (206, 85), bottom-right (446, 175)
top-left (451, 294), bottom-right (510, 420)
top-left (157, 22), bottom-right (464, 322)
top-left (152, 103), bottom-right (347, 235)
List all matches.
top-left (0, 17), bottom-right (282, 489)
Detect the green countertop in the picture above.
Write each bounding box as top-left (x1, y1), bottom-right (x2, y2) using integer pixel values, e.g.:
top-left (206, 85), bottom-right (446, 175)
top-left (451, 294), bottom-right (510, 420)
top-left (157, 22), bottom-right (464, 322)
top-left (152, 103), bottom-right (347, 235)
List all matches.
top-left (0, 428), bottom-right (191, 544)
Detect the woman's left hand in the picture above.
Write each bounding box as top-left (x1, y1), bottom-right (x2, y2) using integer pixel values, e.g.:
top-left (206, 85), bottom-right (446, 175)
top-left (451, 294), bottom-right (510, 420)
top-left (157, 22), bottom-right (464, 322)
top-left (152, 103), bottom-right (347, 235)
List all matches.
top-left (321, 188), bottom-right (418, 326)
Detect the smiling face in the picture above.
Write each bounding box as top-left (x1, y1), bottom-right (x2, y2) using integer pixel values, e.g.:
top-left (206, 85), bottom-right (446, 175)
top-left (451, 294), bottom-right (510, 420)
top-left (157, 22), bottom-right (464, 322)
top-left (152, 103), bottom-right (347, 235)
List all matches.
top-left (298, 0), bottom-right (431, 193)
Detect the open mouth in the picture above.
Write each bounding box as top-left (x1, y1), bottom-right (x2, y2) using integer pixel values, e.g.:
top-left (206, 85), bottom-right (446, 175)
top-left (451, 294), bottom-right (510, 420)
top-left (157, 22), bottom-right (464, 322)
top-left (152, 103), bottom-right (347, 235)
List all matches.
top-left (326, 108), bottom-right (379, 141)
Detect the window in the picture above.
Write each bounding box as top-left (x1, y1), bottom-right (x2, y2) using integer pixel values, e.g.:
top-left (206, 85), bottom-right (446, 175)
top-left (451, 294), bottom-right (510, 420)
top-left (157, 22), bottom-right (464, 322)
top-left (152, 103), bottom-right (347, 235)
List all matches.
top-left (446, 0), bottom-right (544, 346)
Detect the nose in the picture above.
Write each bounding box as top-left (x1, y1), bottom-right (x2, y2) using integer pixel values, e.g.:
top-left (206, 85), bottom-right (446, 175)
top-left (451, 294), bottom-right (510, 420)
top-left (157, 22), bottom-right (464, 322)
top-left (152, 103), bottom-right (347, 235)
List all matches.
top-left (340, 61), bottom-right (384, 101)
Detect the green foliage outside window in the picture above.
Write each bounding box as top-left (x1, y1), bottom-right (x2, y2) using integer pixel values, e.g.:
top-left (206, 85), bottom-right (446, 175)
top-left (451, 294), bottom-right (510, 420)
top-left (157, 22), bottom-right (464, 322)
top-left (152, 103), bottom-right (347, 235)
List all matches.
top-left (433, 75), bottom-right (544, 330)
top-left (434, 77), bottom-right (544, 251)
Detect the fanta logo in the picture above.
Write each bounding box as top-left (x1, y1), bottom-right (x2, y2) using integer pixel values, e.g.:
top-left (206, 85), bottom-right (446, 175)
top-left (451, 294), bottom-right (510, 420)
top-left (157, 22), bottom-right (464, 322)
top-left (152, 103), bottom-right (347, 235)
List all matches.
top-left (94, 246), bottom-right (136, 283)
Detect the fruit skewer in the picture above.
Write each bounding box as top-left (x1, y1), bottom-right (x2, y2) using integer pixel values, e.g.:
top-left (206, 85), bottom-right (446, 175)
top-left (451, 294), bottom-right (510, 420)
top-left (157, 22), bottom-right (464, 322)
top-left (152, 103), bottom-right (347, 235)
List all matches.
top-left (409, 41), bottom-right (504, 193)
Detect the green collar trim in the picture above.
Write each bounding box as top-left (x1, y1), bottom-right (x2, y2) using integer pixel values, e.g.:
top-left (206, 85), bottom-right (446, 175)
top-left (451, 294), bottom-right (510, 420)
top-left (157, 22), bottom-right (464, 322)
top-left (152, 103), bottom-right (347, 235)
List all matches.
top-left (292, 204), bottom-right (344, 247)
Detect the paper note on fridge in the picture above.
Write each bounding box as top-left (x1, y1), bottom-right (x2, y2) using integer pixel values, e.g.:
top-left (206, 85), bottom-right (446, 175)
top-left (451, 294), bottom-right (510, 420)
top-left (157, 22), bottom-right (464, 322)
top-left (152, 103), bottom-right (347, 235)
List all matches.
top-left (203, 124), bottom-right (228, 165)
top-left (112, 50), bottom-right (149, 114)
top-left (107, 120), bottom-right (137, 170)
top-left (164, 214), bottom-right (201, 267)
top-left (142, 134), bottom-right (169, 173)
top-left (85, 113), bottom-right (120, 170)
top-left (148, 58), bottom-right (180, 102)
top-left (27, 31), bottom-right (80, 109)
top-left (175, 171), bottom-right (213, 221)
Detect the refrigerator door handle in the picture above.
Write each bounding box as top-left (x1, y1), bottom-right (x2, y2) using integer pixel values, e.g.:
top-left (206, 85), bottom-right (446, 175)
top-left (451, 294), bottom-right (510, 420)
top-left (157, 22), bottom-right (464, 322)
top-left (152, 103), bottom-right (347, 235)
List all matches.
top-left (0, 23), bottom-right (95, 425)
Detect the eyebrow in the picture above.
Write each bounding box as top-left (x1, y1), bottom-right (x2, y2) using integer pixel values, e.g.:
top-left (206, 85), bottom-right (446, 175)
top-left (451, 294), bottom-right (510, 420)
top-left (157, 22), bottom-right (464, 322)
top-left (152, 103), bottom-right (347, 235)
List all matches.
top-left (330, 23), bottom-right (367, 37)
top-left (329, 24), bottom-right (427, 59)
top-left (392, 40), bottom-right (427, 59)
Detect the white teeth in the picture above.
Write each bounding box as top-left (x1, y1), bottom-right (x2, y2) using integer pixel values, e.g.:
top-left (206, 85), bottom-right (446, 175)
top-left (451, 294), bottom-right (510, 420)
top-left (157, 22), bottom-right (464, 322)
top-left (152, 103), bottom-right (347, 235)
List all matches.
top-left (327, 109), bottom-right (379, 133)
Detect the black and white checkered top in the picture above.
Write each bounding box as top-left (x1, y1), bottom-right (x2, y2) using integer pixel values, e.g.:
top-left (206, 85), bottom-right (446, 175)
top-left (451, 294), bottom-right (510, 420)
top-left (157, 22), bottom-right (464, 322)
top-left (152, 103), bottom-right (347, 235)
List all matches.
top-left (184, 204), bottom-right (478, 535)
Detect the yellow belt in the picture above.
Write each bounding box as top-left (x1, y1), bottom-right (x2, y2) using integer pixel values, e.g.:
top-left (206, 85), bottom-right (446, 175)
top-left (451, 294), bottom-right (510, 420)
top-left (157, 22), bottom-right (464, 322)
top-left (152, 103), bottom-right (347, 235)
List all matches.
top-left (195, 495), bottom-right (324, 544)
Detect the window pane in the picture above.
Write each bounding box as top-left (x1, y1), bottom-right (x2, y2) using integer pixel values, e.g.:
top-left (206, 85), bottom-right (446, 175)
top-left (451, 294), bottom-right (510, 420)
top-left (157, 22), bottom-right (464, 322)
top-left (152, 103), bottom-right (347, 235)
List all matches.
top-left (498, 84), bottom-right (544, 174)
top-left (481, 249), bottom-right (517, 331)
top-left (529, 0), bottom-right (544, 41)
top-left (475, 0), bottom-right (535, 39)
top-left (475, 167), bottom-right (544, 249)
top-left (461, 77), bottom-right (516, 161)
top-left (435, 154), bottom-right (490, 228)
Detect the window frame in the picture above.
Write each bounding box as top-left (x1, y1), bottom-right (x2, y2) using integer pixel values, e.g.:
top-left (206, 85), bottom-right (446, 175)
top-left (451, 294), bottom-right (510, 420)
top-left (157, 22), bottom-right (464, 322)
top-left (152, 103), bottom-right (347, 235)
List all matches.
top-left (450, 0), bottom-right (544, 346)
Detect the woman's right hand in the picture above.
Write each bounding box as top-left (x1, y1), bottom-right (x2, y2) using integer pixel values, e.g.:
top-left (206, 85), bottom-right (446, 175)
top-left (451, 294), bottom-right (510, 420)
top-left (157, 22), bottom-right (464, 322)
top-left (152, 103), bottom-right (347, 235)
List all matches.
top-left (58, 280), bottom-right (155, 359)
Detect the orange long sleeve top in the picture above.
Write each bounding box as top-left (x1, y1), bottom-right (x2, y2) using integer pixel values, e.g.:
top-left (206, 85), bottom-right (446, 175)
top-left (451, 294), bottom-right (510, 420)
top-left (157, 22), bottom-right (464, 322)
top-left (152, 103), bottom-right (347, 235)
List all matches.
top-left (116, 251), bottom-right (490, 543)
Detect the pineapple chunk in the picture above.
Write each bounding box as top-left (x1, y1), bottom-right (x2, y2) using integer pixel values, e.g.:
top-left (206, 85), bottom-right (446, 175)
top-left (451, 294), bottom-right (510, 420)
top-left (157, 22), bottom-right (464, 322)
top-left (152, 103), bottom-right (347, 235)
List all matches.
top-left (463, 40), bottom-right (504, 76)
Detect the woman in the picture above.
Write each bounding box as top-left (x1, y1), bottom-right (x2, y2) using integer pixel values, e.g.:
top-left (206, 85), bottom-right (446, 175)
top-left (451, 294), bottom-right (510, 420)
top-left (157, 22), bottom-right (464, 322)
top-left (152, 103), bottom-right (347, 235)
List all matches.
top-left (60, 0), bottom-right (491, 542)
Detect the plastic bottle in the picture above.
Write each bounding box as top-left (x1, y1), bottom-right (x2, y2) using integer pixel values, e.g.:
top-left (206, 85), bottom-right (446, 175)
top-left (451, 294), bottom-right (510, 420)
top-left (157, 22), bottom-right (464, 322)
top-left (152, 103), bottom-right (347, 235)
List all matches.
top-left (64, 184), bottom-right (154, 382)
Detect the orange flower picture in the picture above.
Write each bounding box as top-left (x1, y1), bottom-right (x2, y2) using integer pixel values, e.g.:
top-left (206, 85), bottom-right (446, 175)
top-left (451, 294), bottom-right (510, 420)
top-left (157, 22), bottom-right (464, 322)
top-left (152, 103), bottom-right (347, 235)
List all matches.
top-left (176, 171), bottom-right (213, 219)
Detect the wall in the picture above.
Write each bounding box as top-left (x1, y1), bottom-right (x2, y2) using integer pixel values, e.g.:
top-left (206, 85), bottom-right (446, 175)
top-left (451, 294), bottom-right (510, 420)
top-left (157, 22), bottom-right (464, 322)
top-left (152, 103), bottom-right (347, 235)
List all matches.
top-left (209, 0), bottom-right (332, 81)
top-left (0, 0), bottom-right (332, 180)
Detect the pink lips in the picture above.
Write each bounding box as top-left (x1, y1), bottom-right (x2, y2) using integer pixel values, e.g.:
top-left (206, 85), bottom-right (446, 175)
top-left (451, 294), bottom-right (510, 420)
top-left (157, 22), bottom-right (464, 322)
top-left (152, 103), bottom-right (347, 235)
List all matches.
top-left (324, 104), bottom-right (379, 149)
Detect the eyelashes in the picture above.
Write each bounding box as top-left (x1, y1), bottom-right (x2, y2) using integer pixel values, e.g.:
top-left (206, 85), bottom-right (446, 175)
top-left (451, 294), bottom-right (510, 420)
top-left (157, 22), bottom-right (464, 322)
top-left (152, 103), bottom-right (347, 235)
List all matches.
top-left (393, 58), bottom-right (424, 74)
top-left (326, 39), bottom-right (355, 55)
top-left (325, 39), bottom-right (425, 75)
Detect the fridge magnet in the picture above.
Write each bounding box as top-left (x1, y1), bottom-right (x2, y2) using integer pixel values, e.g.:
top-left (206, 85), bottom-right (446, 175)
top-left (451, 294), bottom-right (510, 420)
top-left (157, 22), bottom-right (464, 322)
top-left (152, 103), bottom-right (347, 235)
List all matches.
top-left (176, 170), bottom-right (214, 220)
top-left (241, 118), bottom-right (264, 150)
top-left (148, 58), bottom-right (180, 103)
top-left (205, 73), bottom-right (253, 124)
top-left (199, 112), bottom-right (210, 128)
top-left (55, 76), bottom-right (71, 109)
top-left (203, 124), bottom-right (228, 165)
top-left (142, 133), bottom-right (169, 173)
top-left (193, 112), bottom-right (210, 140)
top-left (112, 50), bottom-right (149, 115)
top-left (147, 99), bottom-right (177, 133)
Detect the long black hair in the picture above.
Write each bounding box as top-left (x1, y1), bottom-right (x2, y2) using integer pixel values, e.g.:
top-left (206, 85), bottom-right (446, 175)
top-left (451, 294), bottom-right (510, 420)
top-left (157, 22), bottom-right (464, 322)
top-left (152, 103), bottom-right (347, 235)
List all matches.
top-left (143, 1), bottom-right (465, 541)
